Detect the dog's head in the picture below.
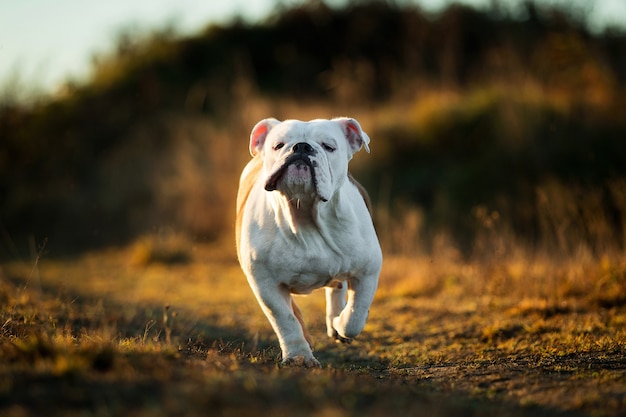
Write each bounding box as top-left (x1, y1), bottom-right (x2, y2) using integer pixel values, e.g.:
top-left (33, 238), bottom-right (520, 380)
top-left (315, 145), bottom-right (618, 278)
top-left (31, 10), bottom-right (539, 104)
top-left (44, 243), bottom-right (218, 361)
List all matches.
top-left (249, 118), bottom-right (370, 204)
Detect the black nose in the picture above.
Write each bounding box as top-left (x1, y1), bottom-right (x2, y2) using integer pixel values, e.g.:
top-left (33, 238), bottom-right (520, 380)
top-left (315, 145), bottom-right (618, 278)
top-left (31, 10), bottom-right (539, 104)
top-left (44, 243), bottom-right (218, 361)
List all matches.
top-left (292, 142), bottom-right (315, 155)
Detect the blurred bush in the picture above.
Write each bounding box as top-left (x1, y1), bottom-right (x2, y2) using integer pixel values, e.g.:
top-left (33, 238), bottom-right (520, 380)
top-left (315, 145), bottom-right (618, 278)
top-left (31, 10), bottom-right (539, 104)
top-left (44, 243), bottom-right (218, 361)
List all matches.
top-left (1, 0), bottom-right (625, 258)
top-left (368, 86), bottom-right (626, 258)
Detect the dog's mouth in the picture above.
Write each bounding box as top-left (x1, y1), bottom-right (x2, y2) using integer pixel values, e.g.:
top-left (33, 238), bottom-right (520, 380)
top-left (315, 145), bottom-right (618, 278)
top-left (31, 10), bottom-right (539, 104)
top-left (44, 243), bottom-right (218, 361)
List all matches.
top-left (265, 154), bottom-right (315, 191)
top-left (265, 154), bottom-right (326, 201)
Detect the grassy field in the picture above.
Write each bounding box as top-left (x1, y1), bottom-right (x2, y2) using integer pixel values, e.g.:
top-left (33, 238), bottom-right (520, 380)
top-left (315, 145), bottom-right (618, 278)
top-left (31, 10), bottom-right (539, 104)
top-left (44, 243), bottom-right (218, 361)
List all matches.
top-left (1, 236), bottom-right (624, 417)
top-left (2, 3), bottom-right (626, 416)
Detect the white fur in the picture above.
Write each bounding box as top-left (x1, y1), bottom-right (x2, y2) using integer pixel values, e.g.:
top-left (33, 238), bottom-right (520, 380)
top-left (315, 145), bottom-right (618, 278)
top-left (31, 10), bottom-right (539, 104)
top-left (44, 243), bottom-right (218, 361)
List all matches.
top-left (237, 118), bottom-right (382, 367)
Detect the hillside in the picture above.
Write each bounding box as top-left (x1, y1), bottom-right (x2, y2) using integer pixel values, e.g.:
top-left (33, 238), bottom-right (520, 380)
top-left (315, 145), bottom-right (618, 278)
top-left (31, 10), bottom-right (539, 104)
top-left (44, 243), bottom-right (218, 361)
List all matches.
top-left (1, 0), bottom-right (626, 258)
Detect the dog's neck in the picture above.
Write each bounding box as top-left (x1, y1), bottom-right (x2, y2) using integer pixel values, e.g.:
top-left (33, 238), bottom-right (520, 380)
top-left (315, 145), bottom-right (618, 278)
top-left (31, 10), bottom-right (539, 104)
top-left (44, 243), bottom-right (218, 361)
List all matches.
top-left (267, 185), bottom-right (355, 255)
top-left (269, 190), bottom-right (326, 233)
top-left (284, 191), bottom-right (318, 221)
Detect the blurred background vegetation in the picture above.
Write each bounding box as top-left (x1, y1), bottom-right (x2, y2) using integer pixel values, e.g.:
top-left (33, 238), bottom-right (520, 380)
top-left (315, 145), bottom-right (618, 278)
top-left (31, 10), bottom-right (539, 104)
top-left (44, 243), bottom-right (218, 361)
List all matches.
top-left (1, 0), bottom-right (626, 261)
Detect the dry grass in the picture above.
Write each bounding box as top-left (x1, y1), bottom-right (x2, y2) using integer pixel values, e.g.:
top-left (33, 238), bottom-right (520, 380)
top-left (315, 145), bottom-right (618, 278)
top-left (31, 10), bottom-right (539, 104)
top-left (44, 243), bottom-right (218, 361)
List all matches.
top-left (3, 6), bottom-right (625, 415)
top-left (1, 236), bottom-right (624, 417)
top-left (2, 87), bottom-right (625, 415)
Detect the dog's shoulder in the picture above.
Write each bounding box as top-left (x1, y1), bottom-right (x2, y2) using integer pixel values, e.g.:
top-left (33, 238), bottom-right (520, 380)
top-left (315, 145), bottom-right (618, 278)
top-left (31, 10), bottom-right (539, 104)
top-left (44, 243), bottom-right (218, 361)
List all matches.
top-left (237, 156), bottom-right (263, 215)
top-left (347, 172), bottom-right (373, 217)
top-left (236, 156), bottom-right (263, 251)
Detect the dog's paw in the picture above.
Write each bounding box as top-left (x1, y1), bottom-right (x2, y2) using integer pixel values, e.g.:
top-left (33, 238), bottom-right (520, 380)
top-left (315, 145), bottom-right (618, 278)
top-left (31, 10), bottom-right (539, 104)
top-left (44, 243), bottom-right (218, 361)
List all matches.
top-left (326, 327), bottom-right (352, 344)
top-left (328, 329), bottom-right (352, 344)
top-left (334, 334), bottom-right (353, 344)
top-left (281, 356), bottom-right (321, 368)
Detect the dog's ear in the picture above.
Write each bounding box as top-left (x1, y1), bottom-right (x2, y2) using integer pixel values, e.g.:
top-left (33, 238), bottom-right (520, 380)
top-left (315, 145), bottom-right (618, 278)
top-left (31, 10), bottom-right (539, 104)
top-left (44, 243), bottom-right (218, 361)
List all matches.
top-left (335, 117), bottom-right (370, 156)
top-left (250, 118), bottom-right (281, 156)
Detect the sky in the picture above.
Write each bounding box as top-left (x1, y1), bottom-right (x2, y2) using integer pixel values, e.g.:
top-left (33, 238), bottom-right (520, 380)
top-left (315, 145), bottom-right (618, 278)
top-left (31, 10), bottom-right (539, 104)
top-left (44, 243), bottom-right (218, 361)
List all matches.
top-left (1, 0), bottom-right (625, 98)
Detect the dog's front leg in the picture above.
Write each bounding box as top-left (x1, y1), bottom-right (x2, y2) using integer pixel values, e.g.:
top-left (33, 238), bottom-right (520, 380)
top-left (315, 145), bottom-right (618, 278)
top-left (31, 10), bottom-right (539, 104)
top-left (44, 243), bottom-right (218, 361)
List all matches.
top-left (332, 274), bottom-right (378, 340)
top-left (252, 281), bottom-right (321, 367)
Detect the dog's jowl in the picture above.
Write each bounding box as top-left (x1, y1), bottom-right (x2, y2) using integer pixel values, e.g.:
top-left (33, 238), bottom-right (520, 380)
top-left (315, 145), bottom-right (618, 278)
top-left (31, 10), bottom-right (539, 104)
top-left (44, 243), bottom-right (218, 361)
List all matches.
top-left (236, 118), bottom-right (382, 367)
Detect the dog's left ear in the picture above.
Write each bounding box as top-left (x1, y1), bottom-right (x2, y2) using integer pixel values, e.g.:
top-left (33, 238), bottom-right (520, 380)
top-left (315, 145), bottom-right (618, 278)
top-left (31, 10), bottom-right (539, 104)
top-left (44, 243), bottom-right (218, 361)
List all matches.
top-left (335, 117), bottom-right (370, 156)
top-left (250, 118), bottom-right (281, 156)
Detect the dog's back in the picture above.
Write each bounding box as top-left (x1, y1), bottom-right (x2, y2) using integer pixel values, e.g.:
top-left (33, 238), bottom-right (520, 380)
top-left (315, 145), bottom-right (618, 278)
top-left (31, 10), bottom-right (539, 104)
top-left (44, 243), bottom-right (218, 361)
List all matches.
top-left (347, 172), bottom-right (373, 216)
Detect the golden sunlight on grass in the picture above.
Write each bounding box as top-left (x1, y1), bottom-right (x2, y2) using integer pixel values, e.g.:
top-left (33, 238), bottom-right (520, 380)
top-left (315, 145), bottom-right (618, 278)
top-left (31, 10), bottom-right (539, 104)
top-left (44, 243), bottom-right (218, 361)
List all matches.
top-left (1, 237), bottom-right (624, 416)
top-left (3, 3), bottom-right (626, 415)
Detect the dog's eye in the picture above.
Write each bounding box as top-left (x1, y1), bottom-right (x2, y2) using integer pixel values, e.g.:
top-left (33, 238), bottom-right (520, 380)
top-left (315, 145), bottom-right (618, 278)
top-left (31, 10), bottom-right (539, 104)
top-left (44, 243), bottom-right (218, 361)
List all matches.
top-left (273, 143), bottom-right (285, 151)
top-left (322, 143), bottom-right (336, 152)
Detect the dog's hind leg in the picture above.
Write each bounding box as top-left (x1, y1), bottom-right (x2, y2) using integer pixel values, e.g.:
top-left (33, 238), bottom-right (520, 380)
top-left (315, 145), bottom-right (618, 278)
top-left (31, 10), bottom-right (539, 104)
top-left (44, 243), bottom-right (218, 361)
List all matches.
top-left (332, 273), bottom-right (378, 340)
top-left (325, 282), bottom-right (350, 342)
top-left (291, 296), bottom-right (313, 349)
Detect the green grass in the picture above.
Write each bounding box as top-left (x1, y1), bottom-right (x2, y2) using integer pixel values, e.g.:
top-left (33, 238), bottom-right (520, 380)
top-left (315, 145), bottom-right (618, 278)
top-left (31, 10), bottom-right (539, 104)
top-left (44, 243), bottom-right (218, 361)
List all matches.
top-left (1, 237), bottom-right (625, 416)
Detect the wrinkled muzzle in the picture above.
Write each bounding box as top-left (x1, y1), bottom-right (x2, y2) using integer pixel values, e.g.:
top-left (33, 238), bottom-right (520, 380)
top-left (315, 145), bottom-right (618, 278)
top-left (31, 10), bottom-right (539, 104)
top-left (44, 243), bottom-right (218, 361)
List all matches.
top-left (265, 153), bottom-right (332, 202)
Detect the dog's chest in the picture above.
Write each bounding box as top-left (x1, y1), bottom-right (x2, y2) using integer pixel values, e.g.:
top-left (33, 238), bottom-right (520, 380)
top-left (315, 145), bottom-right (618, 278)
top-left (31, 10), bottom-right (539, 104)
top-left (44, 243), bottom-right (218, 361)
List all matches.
top-left (264, 230), bottom-right (357, 293)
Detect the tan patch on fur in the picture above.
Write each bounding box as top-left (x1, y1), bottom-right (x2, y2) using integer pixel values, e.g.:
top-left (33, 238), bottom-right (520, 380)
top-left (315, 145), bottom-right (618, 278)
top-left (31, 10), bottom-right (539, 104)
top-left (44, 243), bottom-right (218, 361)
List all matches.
top-left (348, 172), bottom-right (373, 216)
top-left (235, 156), bottom-right (263, 257)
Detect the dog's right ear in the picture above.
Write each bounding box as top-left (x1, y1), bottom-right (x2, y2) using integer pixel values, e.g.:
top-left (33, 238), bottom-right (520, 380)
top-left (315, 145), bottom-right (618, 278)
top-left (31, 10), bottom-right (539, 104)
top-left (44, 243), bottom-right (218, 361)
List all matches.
top-left (250, 118), bottom-right (281, 156)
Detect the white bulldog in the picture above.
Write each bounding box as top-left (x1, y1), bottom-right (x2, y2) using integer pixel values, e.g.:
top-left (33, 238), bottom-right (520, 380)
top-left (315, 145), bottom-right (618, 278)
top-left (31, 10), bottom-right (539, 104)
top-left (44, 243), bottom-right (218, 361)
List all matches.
top-left (236, 117), bottom-right (382, 367)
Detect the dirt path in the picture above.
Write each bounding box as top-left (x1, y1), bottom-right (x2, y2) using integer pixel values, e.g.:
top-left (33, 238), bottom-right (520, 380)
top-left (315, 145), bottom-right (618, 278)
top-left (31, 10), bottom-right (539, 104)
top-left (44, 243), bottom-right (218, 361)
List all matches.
top-left (1, 247), bottom-right (624, 416)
